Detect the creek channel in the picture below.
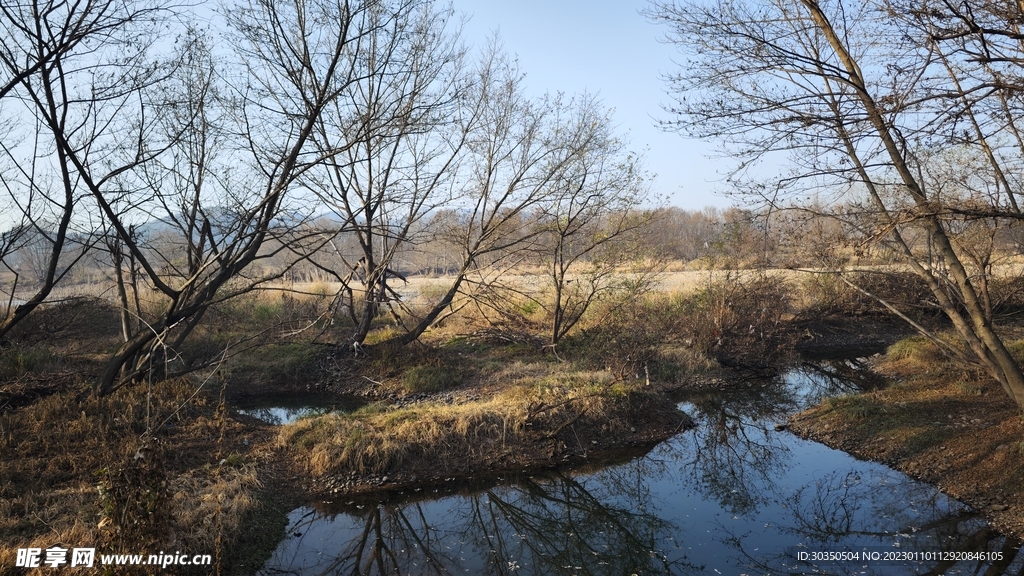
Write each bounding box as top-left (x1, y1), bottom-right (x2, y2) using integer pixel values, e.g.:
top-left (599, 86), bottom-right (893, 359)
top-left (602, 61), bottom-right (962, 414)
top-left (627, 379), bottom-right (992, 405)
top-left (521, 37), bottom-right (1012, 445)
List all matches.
top-left (255, 355), bottom-right (1023, 575)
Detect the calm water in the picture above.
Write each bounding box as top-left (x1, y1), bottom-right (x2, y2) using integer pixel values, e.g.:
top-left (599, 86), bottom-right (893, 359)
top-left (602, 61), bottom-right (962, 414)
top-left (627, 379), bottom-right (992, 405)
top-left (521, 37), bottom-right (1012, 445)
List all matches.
top-left (258, 359), bottom-right (1023, 575)
top-left (235, 393), bottom-right (365, 425)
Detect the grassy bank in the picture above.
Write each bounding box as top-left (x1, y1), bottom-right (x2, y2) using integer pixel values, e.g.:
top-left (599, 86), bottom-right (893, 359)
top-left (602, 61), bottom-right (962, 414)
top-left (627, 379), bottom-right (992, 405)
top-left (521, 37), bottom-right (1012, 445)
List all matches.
top-left (0, 337), bottom-right (697, 574)
top-left (0, 292), bottom-right (715, 573)
top-left (279, 363), bottom-right (691, 496)
top-left (789, 334), bottom-right (1024, 539)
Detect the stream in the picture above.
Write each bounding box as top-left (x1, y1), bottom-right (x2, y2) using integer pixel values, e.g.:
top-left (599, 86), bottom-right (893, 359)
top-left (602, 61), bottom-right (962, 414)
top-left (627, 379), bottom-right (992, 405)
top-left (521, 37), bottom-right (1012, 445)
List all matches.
top-left (257, 357), bottom-right (1023, 575)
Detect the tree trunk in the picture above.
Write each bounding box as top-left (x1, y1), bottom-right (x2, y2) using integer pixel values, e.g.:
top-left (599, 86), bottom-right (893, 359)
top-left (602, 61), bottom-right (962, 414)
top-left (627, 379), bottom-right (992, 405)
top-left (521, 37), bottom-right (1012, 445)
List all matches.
top-left (804, 0), bottom-right (1024, 409)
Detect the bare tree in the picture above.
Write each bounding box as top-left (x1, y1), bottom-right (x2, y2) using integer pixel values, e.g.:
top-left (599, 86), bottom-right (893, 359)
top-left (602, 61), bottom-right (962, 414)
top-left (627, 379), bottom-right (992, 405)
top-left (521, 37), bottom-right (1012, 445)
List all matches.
top-left (0, 0), bottom-right (168, 341)
top-left (91, 0), bottom-right (416, 394)
top-left (649, 0), bottom-right (1024, 408)
top-left (302, 0), bottom-right (471, 345)
top-left (0, 221), bottom-right (30, 319)
top-left (387, 50), bottom-right (633, 346)
top-left (535, 99), bottom-right (652, 345)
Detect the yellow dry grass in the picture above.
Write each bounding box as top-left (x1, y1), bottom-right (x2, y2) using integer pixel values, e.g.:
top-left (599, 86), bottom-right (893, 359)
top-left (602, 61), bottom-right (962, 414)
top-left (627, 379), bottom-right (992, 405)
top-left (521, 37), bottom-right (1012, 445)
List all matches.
top-left (169, 466), bottom-right (260, 551)
top-left (279, 370), bottom-right (657, 478)
top-left (0, 378), bottom-right (261, 575)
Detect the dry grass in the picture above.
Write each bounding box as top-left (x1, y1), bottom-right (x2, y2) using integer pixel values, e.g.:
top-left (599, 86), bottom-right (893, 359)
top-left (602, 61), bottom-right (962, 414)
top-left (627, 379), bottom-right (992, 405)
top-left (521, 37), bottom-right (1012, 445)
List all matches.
top-left (279, 367), bottom-right (677, 480)
top-left (0, 377), bottom-right (261, 575)
top-left (169, 466), bottom-right (260, 552)
top-left (280, 394), bottom-right (530, 477)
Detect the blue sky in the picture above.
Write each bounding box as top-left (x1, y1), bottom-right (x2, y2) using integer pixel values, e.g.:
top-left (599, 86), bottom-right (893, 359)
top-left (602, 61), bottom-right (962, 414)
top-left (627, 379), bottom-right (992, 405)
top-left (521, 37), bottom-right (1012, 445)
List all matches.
top-left (452, 0), bottom-right (735, 209)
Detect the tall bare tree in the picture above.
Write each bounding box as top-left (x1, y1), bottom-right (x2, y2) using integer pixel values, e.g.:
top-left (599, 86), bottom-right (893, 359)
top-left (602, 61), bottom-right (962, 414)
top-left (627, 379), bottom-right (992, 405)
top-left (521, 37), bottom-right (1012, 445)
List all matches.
top-left (388, 50), bottom-right (635, 346)
top-left (532, 98), bottom-right (652, 345)
top-left (0, 0), bottom-right (168, 341)
top-left (649, 0), bottom-right (1024, 408)
top-left (303, 0), bottom-right (471, 345)
top-left (88, 0), bottom-right (430, 394)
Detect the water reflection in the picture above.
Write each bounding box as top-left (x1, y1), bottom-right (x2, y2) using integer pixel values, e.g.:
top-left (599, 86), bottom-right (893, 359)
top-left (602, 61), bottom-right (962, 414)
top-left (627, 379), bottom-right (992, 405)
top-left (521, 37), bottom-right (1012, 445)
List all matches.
top-left (260, 363), bottom-right (1023, 575)
top-left (666, 362), bottom-right (880, 516)
top-left (234, 393), bottom-right (364, 425)
top-left (672, 380), bottom-right (799, 515)
top-left (793, 358), bottom-right (888, 402)
top-left (262, 474), bottom-right (694, 575)
top-left (729, 468), bottom-right (1013, 574)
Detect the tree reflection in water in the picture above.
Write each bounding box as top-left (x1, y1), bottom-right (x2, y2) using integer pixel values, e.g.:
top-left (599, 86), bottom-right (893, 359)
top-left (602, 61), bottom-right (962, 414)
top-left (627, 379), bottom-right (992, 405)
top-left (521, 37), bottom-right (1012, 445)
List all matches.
top-left (668, 378), bottom-right (802, 515)
top-left (260, 470), bottom-right (700, 575)
top-left (669, 365), bottom-right (1022, 575)
top-left (663, 361), bottom-right (894, 516)
top-left (727, 468), bottom-right (1021, 575)
top-left (260, 363), bottom-right (1023, 575)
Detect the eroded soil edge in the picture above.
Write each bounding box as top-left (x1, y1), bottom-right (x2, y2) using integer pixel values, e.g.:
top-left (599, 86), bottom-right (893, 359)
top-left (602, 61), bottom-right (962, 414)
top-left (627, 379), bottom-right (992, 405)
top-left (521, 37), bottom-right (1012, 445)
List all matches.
top-left (788, 354), bottom-right (1024, 541)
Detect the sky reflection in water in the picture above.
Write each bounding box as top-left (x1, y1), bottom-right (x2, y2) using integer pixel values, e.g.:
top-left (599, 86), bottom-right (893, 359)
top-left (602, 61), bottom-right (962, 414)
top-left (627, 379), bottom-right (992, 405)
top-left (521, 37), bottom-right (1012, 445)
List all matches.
top-left (259, 360), bottom-right (1023, 575)
top-left (235, 394), bottom-right (365, 425)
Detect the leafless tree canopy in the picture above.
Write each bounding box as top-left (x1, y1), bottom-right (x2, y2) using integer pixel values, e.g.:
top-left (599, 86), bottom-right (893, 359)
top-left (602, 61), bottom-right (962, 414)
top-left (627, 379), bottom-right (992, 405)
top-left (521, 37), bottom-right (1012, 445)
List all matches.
top-left (0, 0), bottom-right (652, 393)
top-left (649, 0), bottom-right (1024, 408)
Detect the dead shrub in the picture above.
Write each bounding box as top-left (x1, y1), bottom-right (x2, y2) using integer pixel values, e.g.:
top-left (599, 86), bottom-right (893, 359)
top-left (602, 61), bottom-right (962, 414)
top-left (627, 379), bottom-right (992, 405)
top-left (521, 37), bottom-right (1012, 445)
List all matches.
top-left (3, 297), bottom-right (122, 349)
top-left (559, 293), bottom-right (678, 379)
top-left (799, 270), bottom-right (934, 318)
top-left (990, 275), bottom-right (1024, 316)
top-left (558, 274), bottom-right (792, 377)
top-left (96, 437), bottom-right (171, 553)
top-left (674, 273), bottom-right (793, 363)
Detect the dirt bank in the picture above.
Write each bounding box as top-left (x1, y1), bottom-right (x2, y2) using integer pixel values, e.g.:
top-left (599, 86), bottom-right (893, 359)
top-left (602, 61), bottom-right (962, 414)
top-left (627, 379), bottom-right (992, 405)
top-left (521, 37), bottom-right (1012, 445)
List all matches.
top-left (788, 347), bottom-right (1024, 540)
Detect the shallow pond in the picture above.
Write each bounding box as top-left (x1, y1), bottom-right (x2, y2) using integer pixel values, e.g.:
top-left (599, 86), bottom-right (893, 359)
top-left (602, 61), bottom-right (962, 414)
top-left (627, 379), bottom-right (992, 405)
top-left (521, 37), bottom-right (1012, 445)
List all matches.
top-left (258, 359), bottom-right (1022, 575)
